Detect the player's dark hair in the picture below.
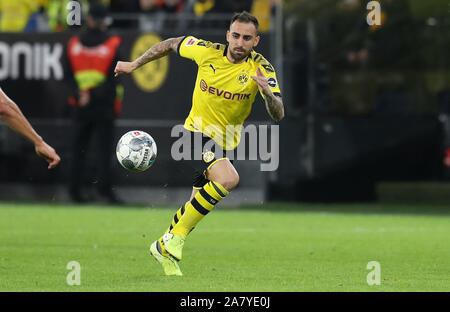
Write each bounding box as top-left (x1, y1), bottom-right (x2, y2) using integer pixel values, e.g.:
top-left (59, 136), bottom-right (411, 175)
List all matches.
top-left (230, 11), bottom-right (259, 32)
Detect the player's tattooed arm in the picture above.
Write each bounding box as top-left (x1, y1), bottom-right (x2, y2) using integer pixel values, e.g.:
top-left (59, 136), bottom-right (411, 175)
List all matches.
top-left (132, 37), bottom-right (184, 68)
top-left (251, 68), bottom-right (285, 122)
top-left (264, 93), bottom-right (284, 122)
top-left (114, 37), bottom-right (184, 76)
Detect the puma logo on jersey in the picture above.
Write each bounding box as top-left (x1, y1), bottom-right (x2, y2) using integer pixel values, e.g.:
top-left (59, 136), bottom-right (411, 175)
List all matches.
top-left (261, 63), bottom-right (275, 73)
top-left (209, 64), bottom-right (216, 74)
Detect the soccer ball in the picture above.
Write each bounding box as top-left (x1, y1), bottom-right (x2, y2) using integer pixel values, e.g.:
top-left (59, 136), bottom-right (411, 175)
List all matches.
top-left (116, 130), bottom-right (157, 172)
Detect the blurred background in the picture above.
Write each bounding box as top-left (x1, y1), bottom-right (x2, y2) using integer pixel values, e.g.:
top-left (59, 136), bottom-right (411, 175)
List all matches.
top-left (1, 0), bottom-right (450, 206)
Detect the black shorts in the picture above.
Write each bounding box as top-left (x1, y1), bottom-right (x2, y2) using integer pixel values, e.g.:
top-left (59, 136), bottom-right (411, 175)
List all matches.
top-left (179, 129), bottom-right (235, 189)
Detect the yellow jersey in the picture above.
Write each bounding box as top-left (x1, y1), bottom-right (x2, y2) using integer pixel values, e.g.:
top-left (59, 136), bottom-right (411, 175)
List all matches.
top-left (178, 35), bottom-right (282, 150)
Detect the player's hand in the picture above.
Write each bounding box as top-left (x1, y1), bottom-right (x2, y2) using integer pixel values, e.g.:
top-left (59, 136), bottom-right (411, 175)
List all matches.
top-left (78, 90), bottom-right (90, 107)
top-left (35, 141), bottom-right (61, 169)
top-left (114, 61), bottom-right (135, 77)
top-left (251, 68), bottom-right (271, 97)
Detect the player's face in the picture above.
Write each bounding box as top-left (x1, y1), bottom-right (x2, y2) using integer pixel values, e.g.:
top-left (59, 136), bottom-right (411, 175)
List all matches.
top-left (226, 21), bottom-right (260, 62)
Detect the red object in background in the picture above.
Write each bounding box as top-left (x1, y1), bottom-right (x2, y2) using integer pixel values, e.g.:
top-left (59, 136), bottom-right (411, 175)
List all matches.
top-left (114, 98), bottom-right (123, 117)
top-left (444, 148), bottom-right (450, 167)
top-left (67, 36), bottom-right (121, 77)
top-left (68, 96), bottom-right (77, 107)
top-left (156, 0), bottom-right (185, 13)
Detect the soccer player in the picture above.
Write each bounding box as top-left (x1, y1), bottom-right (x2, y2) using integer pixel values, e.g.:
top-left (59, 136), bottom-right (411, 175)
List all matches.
top-left (114, 11), bottom-right (284, 276)
top-left (0, 88), bottom-right (61, 169)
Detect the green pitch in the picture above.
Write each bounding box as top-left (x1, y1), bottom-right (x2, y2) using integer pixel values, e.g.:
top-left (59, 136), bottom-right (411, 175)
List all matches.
top-left (0, 202), bottom-right (449, 292)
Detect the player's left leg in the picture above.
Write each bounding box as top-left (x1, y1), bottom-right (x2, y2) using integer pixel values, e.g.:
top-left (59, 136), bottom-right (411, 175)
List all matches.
top-left (154, 131), bottom-right (238, 267)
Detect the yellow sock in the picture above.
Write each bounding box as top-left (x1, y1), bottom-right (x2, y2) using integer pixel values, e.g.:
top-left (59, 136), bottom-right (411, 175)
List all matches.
top-left (171, 181), bottom-right (229, 238)
top-left (158, 204), bottom-right (186, 256)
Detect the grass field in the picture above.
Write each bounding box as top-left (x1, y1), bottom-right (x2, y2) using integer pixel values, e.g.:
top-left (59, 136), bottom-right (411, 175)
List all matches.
top-left (0, 202), bottom-right (449, 292)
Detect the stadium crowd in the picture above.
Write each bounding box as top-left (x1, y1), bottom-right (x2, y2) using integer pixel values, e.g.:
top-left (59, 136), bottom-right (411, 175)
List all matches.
top-left (0, 0), bottom-right (278, 33)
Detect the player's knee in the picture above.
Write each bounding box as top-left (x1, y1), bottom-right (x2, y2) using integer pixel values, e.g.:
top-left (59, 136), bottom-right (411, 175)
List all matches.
top-left (219, 172), bottom-right (240, 191)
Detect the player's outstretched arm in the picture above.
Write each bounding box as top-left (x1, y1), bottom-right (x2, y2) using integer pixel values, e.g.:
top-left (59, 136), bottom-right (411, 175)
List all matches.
top-left (251, 68), bottom-right (285, 122)
top-left (114, 37), bottom-right (184, 77)
top-left (0, 89), bottom-right (61, 169)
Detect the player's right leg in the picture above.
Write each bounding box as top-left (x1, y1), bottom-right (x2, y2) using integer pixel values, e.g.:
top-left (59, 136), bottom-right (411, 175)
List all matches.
top-left (165, 158), bottom-right (238, 260)
top-left (152, 186), bottom-right (198, 268)
top-left (154, 132), bottom-right (238, 264)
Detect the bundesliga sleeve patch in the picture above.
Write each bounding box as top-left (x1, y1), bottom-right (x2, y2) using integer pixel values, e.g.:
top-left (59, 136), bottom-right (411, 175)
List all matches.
top-left (185, 37), bottom-right (197, 46)
top-left (268, 78), bottom-right (277, 88)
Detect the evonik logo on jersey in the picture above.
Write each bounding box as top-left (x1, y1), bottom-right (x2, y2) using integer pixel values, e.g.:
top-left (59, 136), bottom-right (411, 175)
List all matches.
top-left (199, 79), bottom-right (251, 101)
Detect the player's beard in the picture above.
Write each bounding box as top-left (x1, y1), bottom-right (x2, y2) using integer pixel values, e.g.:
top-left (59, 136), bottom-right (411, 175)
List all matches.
top-left (230, 47), bottom-right (251, 62)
